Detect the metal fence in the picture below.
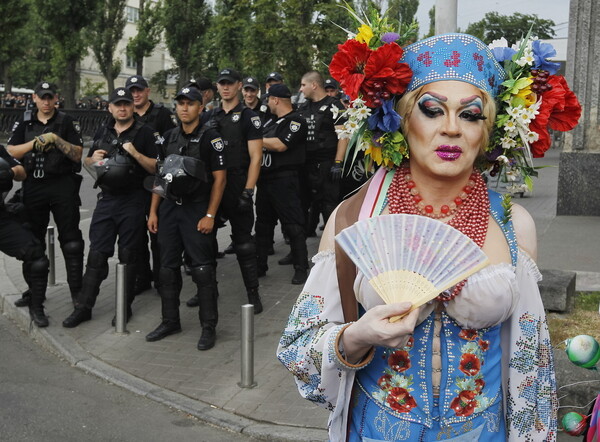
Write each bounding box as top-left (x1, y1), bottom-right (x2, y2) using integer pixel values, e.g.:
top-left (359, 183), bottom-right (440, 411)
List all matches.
top-left (0, 108), bottom-right (109, 144)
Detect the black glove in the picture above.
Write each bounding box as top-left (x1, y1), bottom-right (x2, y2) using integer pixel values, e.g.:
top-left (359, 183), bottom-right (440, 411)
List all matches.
top-left (238, 188), bottom-right (254, 211)
top-left (330, 161), bottom-right (343, 181)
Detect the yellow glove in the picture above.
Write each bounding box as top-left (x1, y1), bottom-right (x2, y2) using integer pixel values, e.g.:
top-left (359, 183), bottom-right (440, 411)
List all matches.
top-left (33, 133), bottom-right (57, 152)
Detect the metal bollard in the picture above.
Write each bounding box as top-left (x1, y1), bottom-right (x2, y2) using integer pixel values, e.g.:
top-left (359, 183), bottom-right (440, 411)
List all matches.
top-left (238, 304), bottom-right (257, 388)
top-left (46, 226), bottom-right (56, 286)
top-left (114, 263), bottom-right (129, 335)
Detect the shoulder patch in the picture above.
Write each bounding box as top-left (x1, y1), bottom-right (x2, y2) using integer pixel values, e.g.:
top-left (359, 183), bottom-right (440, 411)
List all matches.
top-left (211, 137), bottom-right (225, 152)
top-left (11, 121), bottom-right (20, 133)
top-left (289, 121), bottom-right (301, 132)
top-left (251, 116), bottom-right (261, 129)
top-left (171, 114), bottom-right (178, 126)
top-left (72, 120), bottom-right (81, 133)
top-left (154, 132), bottom-right (165, 144)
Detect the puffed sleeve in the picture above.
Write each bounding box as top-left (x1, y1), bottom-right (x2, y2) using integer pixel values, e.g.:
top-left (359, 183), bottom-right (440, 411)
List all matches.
top-left (501, 248), bottom-right (558, 441)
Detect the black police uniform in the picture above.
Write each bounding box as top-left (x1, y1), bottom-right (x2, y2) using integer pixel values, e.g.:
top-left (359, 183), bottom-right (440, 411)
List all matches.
top-left (297, 95), bottom-right (345, 232)
top-left (255, 111), bottom-right (308, 281)
top-left (7, 108), bottom-right (85, 305)
top-left (209, 102), bottom-right (262, 297)
top-left (62, 118), bottom-right (160, 327)
top-left (133, 100), bottom-right (177, 292)
top-left (0, 145), bottom-right (49, 326)
top-left (150, 123), bottom-right (226, 344)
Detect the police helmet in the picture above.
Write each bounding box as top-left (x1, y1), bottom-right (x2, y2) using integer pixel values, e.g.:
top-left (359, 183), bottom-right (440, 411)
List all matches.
top-left (95, 153), bottom-right (136, 191)
top-left (0, 157), bottom-right (14, 192)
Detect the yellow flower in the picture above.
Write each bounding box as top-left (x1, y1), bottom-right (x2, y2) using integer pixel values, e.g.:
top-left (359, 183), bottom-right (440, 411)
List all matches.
top-left (514, 77), bottom-right (536, 106)
top-left (365, 143), bottom-right (383, 165)
top-left (355, 24), bottom-right (374, 45)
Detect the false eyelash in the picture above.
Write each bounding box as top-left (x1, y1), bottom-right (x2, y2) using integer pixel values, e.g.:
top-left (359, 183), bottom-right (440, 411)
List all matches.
top-left (462, 111), bottom-right (487, 121)
top-left (418, 101), bottom-right (443, 118)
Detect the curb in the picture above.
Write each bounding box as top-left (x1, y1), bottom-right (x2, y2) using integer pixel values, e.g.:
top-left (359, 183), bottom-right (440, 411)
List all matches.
top-left (0, 254), bottom-right (328, 442)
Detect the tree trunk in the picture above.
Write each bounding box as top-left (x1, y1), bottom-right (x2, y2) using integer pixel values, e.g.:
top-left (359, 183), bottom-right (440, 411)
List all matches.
top-left (63, 57), bottom-right (79, 109)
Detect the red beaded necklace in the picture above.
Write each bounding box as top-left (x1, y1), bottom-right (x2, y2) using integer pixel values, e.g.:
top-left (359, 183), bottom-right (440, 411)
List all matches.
top-left (387, 167), bottom-right (490, 301)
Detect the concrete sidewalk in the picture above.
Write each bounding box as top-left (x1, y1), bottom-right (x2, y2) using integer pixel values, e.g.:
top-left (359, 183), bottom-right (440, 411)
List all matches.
top-left (1, 147), bottom-right (599, 441)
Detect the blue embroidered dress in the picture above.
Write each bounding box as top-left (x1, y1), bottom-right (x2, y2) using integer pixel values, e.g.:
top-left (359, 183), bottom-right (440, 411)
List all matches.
top-left (277, 168), bottom-right (557, 441)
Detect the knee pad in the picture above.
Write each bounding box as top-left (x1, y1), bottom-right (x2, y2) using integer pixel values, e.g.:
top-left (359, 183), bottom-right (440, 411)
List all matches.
top-left (61, 240), bottom-right (84, 259)
top-left (22, 241), bottom-right (46, 263)
top-left (86, 249), bottom-right (109, 277)
top-left (118, 247), bottom-right (138, 265)
top-left (29, 255), bottom-right (49, 276)
top-left (158, 267), bottom-right (181, 288)
top-left (233, 241), bottom-right (256, 260)
top-left (190, 265), bottom-right (215, 287)
top-left (284, 223), bottom-right (304, 239)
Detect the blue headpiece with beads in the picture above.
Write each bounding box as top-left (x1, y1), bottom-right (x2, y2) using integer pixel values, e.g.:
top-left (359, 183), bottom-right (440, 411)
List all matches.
top-left (400, 33), bottom-right (506, 98)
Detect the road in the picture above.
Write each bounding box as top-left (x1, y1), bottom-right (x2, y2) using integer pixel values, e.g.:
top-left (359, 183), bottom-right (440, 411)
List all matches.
top-left (0, 313), bottom-right (254, 442)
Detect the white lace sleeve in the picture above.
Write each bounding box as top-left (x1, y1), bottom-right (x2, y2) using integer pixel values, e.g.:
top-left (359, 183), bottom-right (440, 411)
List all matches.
top-left (501, 249), bottom-right (558, 441)
top-left (276, 250), bottom-right (357, 438)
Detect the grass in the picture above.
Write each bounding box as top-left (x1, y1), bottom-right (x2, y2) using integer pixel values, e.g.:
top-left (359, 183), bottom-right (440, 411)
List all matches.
top-left (548, 291), bottom-right (600, 345)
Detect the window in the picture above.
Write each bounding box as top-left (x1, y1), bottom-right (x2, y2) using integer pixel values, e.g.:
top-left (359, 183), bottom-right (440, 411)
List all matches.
top-left (126, 55), bottom-right (137, 69)
top-left (126, 6), bottom-right (139, 23)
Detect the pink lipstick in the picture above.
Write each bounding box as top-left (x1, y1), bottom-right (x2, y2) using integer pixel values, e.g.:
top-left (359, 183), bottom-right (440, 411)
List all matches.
top-left (436, 145), bottom-right (462, 161)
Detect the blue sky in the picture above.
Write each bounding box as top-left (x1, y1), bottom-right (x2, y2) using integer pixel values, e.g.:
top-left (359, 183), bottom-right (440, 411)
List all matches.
top-left (414, 0), bottom-right (570, 38)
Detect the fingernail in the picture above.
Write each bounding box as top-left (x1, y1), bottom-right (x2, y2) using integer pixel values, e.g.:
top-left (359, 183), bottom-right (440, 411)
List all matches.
top-left (399, 302), bottom-right (412, 309)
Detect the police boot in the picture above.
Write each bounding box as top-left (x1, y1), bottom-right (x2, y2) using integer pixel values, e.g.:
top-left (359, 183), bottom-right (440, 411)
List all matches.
top-left (224, 236), bottom-right (235, 255)
top-left (14, 289), bottom-right (32, 307)
top-left (278, 252), bottom-right (293, 266)
top-left (62, 240), bottom-right (84, 307)
top-left (191, 266), bottom-right (218, 351)
top-left (287, 224), bottom-right (309, 285)
top-left (111, 248), bottom-right (137, 326)
top-left (234, 241), bottom-right (259, 292)
top-left (62, 250), bottom-right (109, 328)
top-left (28, 256), bottom-right (49, 328)
top-left (185, 292), bottom-right (200, 308)
top-left (247, 287), bottom-right (263, 315)
top-left (146, 268), bottom-right (182, 342)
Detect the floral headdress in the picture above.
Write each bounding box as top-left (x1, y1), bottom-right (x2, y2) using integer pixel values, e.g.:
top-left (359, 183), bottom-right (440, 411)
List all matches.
top-left (486, 33), bottom-right (581, 191)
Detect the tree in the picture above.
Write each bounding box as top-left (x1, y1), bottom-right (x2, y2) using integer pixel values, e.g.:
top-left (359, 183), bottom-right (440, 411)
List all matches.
top-left (34, 0), bottom-right (102, 108)
top-left (163, 0), bottom-right (211, 88)
top-left (211, 0), bottom-right (252, 70)
top-left (0, 0), bottom-right (31, 91)
top-left (424, 5), bottom-right (435, 38)
top-left (465, 12), bottom-right (556, 45)
top-left (89, 0), bottom-right (127, 93)
top-left (126, 0), bottom-right (164, 75)
top-left (387, 0), bottom-right (419, 32)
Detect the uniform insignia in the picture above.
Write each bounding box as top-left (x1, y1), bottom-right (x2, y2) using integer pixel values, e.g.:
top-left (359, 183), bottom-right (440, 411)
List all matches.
top-left (211, 137), bottom-right (225, 151)
top-left (130, 77), bottom-right (137, 83)
top-left (251, 116), bottom-right (261, 129)
top-left (319, 105), bottom-right (328, 112)
top-left (190, 138), bottom-right (200, 142)
top-left (260, 105), bottom-right (267, 113)
top-left (289, 121), bottom-right (301, 132)
top-left (154, 132), bottom-right (165, 144)
top-left (182, 87), bottom-right (190, 93)
top-left (11, 121), bottom-right (20, 132)
top-left (171, 115), bottom-right (178, 126)
top-left (232, 113), bottom-right (241, 123)
top-left (73, 121), bottom-right (81, 133)
top-left (42, 82), bottom-right (50, 89)
top-left (117, 89), bottom-right (125, 96)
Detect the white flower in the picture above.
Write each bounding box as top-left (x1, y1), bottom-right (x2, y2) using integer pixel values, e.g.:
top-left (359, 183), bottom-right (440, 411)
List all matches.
top-left (488, 37), bottom-right (509, 50)
top-left (525, 131), bottom-right (539, 143)
top-left (352, 97), bottom-right (366, 107)
top-left (355, 106), bottom-right (371, 120)
top-left (501, 136), bottom-right (517, 149)
top-left (504, 119), bottom-right (518, 133)
top-left (497, 155), bottom-right (510, 165)
top-left (517, 112), bottom-right (532, 126)
top-left (335, 127), bottom-right (351, 139)
top-left (330, 106), bottom-right (340, 120)
top-left (508, 106), bottom-right (523, 118)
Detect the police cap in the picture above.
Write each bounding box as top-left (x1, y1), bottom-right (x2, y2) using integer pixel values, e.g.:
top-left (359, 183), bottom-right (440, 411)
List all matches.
top-left (187, 77), bottom-right (216, 92)
top-left (265, 72), bottom-right (283, 83)
top-left (324, 78), bottom-right (339, 90)
top-left (34, 82), bottom-right (57, 98)
top-left (125, 75), bottom-right (149, 90)
top-left (175, 86), bottom-right (203, 103)
top-left (265, 84), bottom-right (291, 99)
top-left (217, 68), bottom-right (242, 84)
top-left (243, 77), bottom-right (259, 90)
top-left (109, 87), bottom-right (134, 104)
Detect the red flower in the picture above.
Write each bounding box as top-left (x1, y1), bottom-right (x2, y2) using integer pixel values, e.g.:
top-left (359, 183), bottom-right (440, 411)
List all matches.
top-left (450, 390), bottom-right (478, 417)
top-left (378, 374), bottom-right (393, 390)
top-left (459, 353), bottom-right (481, 376)
top-left (388, 350), bottom-right (411, 373)
top-left (475, 378), bottom-right (486, 392)
top-left (478, 339), bottom-right (490, 352)
top-left (386, 387), bottom-right (418, 413)
top-left (329, 40), bottom-right (412, 107)
top-left (405, 335), bottom-right (414, 349)
top-left (458, 329), bottom-right (478, 341)
top-left (530, 75), bottom-right (581, 157)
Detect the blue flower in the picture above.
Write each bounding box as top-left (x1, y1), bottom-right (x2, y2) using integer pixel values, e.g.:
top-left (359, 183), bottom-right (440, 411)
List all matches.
top-left (368, 99), bottom-right (401, 132)
top-left (491, 46), bottom-right (516, 63)
top-left (381, 32), bottom-right (400, 44)
top-left (531, 40), bottom-right (560, 75)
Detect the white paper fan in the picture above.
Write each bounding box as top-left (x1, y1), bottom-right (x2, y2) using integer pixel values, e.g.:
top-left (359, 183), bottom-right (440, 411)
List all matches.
top-left (335, 214), bottom-right (489, 313)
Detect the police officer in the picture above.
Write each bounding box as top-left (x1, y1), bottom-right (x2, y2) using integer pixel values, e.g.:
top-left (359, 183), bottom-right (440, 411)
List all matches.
top-left (297, 71), bottom-right (348, 235)
top-left (7, 81), bottom-right (84, 308)
top-left (145, 86), bottom-right (226, 350)
top-left (324, 78), bottom-right (341, 98)
top-left (62, 87), bottom-right (160, 328)
top-left (125, 74), bottom-right (177, 294)
top-left (196, 68), bottom-right (263, 314)
top-left (255, 85), bottom-right (309, 284)
top-left (0, 144), bottom-right (49, 327)
top-left (242, 77), bottom-right (261, 112)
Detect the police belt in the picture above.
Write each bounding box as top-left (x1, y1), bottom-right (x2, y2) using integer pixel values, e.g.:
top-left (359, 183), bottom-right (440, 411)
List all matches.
top-left (259, 167), bottom-right (299, 180)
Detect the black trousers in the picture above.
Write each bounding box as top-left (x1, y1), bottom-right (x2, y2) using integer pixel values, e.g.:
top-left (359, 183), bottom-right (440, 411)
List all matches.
top-left (0, 212), bottom-right (45, 262)
top-left (301, 160), bottom-right (341, 230)
top-left (218, 172), bottom-right (254, 244)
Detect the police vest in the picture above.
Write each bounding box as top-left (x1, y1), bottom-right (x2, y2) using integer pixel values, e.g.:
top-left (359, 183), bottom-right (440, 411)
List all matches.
top-left (210, 107), bottom-right (251, 171)
top-left (261, 116), bottom-right (305, 174)
top-left (136, 102), bottom-right (163, 128)
top-left (163, 125), bottom-right (212, 200)
top-left (297, 96), bottom-right (339, 160)
top-left (93, 121), bottom-right (144, 192)
top-left (22, 110), bottom-right (81, 177)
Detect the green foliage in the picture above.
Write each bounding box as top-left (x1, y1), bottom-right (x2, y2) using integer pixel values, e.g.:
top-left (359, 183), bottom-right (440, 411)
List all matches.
top-left (386, 0), bottom-right (419, 35)
top-left (163, 0), bottom-right (212, 88)
top-left (88, 0), bottom-right (128, 91)
top-left (575, 292), bottom-right (600, 312)
top-left (465, 12), bottom-right (556, 45)
top-left (424, 5), bottom-right (435, 38)
top-left (127, 0), bottom-right (164, 75)
top-left (80, 78), bottom-right (107, 98)
top-left (210, 0), bottom-right (252, 70)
